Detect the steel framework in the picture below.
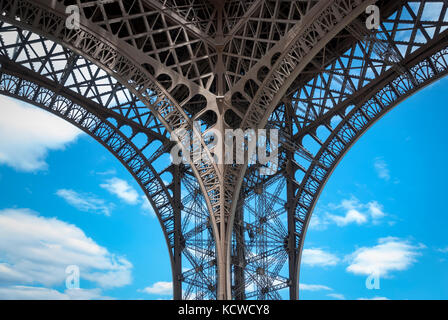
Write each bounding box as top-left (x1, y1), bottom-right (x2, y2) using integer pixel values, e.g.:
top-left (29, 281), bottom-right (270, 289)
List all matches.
top-left (0, 0), bottom-right (447, 300)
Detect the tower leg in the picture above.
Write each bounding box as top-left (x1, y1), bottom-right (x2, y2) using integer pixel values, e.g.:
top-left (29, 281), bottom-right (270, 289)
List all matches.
top-left (285, 103), bottom-right (299, 300)
top-left (172, 165), bottom-right (182, 300)
top-left (233, 195), bottom-right (246, 300)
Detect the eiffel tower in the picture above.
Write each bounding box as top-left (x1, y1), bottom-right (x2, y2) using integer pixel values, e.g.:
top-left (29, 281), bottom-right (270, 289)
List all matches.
top-left (0, 0), bottom-right (447, 300)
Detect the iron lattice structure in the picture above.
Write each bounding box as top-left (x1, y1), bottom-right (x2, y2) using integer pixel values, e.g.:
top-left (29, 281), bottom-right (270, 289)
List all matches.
top-left (0, 0), bottom-right (447, 300)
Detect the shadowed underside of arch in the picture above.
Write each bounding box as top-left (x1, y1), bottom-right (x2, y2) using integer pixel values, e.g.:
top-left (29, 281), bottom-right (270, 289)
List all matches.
top-left (0, 0), bottom-right (447, 300)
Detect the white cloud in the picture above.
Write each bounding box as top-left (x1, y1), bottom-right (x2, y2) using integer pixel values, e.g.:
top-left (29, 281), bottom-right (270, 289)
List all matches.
top-left (0, 208), bottom-right (132, 288)
top-left (58, 179), bottom-right (156, 218)
top-left (140, 281), bottom-right (172, 296)
top-left (311, 197), bottom-right (387, 229)
top-left (99, 178), bottom-right (157, 218)
top-left (0, 96), bottom-right (82, 172)
top-left (327, 293), bottom-right (345, 300)
top-left (346, 237), bottom-right (424, 277)
top-left (0, 286), bottom-right (111, 300)
top-left (100, 178), bottom-right (139, 205)
top-left (300, 283), bottom-right (332, 291)
top-left (302, 248), bottom-right (339, 267)
top-left (374, 157), bottom-right (390, 181)
top-left (326, 209), bottom-right (367, 226)
top-left (56, 189), bottom-right (113, 216)
top-left (368, 201), bottom-right (386, 220)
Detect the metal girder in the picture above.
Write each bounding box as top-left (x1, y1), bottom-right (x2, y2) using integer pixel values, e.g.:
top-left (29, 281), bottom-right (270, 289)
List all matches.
top-left (0, 0), bottom-right (447, 300)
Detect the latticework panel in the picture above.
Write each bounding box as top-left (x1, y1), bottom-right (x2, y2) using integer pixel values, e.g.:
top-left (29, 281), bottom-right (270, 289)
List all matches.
top-left (0, 0), bottom-right (447, 301)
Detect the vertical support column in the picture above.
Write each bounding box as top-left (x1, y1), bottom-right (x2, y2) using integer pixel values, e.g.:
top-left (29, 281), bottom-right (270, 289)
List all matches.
top-left (285, 103), bottom-right (299, 300)
top-left (233, 193), bottom-right (246, 300)
top-left (286, 160), bottom-right (299, 300)
top-left (214, 2), bottom-right (231, 301)
top-left (172, 164), bottom-right (183, 300)
top-left (216, 228), bottom-right (227, 300)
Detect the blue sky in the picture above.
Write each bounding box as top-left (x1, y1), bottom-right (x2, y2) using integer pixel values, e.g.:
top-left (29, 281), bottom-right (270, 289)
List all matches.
top-left (300, 76), bottom-right (448, 300)
top-left (0, 75), bottom-right (447, 300)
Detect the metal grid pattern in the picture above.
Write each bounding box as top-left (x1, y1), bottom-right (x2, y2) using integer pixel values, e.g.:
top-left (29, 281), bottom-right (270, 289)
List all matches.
top-left (0, 0), bottom-right (447, 300)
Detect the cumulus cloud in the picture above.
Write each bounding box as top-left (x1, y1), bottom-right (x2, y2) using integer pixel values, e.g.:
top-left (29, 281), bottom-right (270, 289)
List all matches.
top-left (56, 189), bottom-right (113, 216)
top-left (302, 248), bottom-right (339, 267)
top-left (0, 208), bottom-right (132, 289)
top-left (346, 237), bottom-right (424, 277)
top-left (140, 281), bottom-right (173, 296)
top-left (374, 157), bottom-right (391, 181)
top-left (100, 178), bottom-right (139, 205)
top-left (99, 178), bottom-right (157, 218)
top-left (0, 96), bottom-right (82, 172)
top-left (326, 209), bottom-right (367, 227)
top-left (59, 178), bottom-right (157, 218)
top-left (311, 197), bottom-right (387, 229)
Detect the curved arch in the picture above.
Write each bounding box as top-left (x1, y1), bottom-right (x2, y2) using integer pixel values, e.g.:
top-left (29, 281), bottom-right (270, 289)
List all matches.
top-left (0, 68), bottom-right (174, 240)
top-left (2, 0), bottom-right (448, 301)
top-left (225, 2), bottom-right (375, 289)
top-left (4, 0), bottom-right (384, 300)
top-left (292, 40), bottom-right (448, 299)
top-left (0, 48), bottom-right (183, 295)
top-left (0, 1), bottom-right (224, 257)
top-left (236, 0), bottom-right (373, 129)
top-left (0, 9), bottom-right (223, 298)
top-left (232, 1), bottom-right (448, 299)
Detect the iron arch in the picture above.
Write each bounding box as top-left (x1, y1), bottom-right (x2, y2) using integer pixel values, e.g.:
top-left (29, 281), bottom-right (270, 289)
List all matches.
top-left (0, 34), bottom-right (187, 297)
top-left (292, 36), bottom-right (448, 300)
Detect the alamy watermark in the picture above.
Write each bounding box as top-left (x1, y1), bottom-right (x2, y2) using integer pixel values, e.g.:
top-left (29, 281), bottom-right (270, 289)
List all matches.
top-left (170, 122), bottom-right (279, 176)
top-left (366, 5), bottom-right (381, 30)
top-left (365, 272), bottom-right (381, 290)
top-left (64, 3), bottom-right (381, 30)
top-left (65, 265), bottom-right (80, 289)
top-left (65, 5), bottom-right (80, 30)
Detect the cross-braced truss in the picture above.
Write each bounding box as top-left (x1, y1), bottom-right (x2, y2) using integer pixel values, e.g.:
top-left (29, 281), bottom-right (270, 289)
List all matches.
top-left (0, 0), bottom-right (447, 300)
